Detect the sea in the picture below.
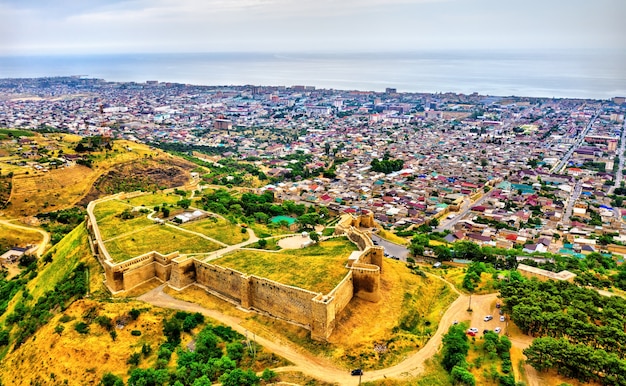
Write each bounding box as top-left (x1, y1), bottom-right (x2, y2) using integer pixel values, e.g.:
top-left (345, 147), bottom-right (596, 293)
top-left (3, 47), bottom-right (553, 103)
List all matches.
top-left (1, 50), bottom-right (625, 100)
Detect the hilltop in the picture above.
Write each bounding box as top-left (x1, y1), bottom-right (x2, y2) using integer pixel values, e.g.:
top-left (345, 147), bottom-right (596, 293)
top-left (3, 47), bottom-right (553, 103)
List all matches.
top-left (0, 129), bottom-right (196, 217)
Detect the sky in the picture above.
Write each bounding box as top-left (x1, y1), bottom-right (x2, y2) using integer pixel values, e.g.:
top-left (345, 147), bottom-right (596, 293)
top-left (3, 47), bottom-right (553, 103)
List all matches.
top-left (0, 0), bottom-right (625, 55)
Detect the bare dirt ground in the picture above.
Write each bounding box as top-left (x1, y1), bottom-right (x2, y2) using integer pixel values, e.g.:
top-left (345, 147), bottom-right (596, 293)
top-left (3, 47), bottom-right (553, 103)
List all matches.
top-left (278, 235), bottom-right (310, 250)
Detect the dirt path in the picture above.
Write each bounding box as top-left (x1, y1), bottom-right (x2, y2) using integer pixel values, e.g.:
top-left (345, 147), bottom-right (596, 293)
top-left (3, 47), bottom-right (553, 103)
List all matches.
top-left (0, 218), bottom-right (50, 257)
top-left (137, 280), bottom-right (502, 383)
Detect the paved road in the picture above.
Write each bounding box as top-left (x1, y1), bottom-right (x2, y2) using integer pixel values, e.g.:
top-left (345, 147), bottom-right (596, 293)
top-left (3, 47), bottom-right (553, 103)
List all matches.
top-left (0, 218), bottom-right (50, 257)
top-left (561, 180), bottom-right (582, 225)
top-left (370, 233), bottom-right (409, 261)
top-left (551, 113), bottom-right (598, 174)
top-left (609, 119), bottom-right (626, 205)
top-left (436, 191), bottom-right (493, 232)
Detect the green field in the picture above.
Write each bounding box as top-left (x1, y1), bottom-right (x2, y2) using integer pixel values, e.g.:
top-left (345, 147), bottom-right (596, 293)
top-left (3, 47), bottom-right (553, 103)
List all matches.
top-left (249, 222), bottom-right (294, 238)
top-left (181, 217), bottom-right (248, 245)
top-left (104, 224), bottom-right (222, 262)
top-left (214, 237), bottom-right (357, 293)
top-left (123, 192), bottom-right (182, 207)
top-left (93, 200), bottom-right (131, 223)
top-left (93, 199), bottom-right (155, 240)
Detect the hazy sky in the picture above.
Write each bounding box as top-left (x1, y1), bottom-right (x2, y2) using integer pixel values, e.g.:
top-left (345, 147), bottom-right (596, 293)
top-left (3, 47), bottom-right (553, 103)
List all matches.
top-left (1, 0), bottom-right (625, 55)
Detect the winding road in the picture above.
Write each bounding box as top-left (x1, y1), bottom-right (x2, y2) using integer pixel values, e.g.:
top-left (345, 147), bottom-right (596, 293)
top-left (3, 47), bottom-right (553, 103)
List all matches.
top-left (138, 277), bottom-right (506, 384)
top-left (0, 218), bottom-right (50, 257)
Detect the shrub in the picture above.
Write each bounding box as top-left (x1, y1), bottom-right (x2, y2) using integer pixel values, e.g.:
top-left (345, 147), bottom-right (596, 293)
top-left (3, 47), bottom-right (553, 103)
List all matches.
top-left (129, 308), bottom-right (141, 320)
top-left (127, 352), bottom-right (141, 366)
top-left (130, 330), bottom-right (141, 336)
top-left (95, 316), bottom-right (113, 331)
top-left (141, 343), bottom-right (152, 357)
top-left (74, 322), bottom-right (90, 335)
top-left (100, 372), bottom-right (123, 386)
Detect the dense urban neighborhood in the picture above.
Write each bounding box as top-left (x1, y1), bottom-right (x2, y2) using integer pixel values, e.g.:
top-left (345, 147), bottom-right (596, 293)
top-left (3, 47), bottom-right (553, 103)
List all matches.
top-left (2, 77), bottom-right (626, 386)
top-left (2, 77), bottom-right (626, 262)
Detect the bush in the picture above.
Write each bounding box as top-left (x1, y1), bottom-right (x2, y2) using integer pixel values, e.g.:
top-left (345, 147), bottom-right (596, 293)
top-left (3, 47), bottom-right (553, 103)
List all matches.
top-left (157, 345), bottom-right (172, 361)
top-left (141, 343), bottom-right (152, 357)
top-left (131, 330), bottom-right (141, 336)
top-left (74, 322), bottom-right (90, 335)
top-left (129, 308), bottom-right (141, 321)
top-left (100, 372), bottom-right (123, 386)
top-left (0, 329), bottom-right (9, 346)
top-left (226, 342), bottom-right (244, 362)
top-left (261, 368), bottom-right (277, 382)
top-left (127, 352), bottom-right (141, 366)
top-left (95, 316), bottom-right (113, 331)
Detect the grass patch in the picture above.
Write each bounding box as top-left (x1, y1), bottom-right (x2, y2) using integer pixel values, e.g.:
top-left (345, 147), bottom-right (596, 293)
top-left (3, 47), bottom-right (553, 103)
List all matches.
top-left (181, 217), bottom-right (249, 245)
top-left (248, 222), bottom-right (294, 238)
top-left (214, 237), bottom-right (357, 293)
top-left (439, 267), bottom-right (500, 295)
top-left (245, 238), bottom-right (282, 250)
top-left (0, 223), bottom-right (43, 253)
top-left (377, 228), bottom-right (409, 245)
top-left (92, 199), bottom-right (131, 222)
top-left (104, 224), bottom-right (222, 262)
top-left (26, 224), bottom-right (92, 300)
top-left (93, 199), bottom-right (156, 240)
top-left (123, 192), bottom-right (181, 207)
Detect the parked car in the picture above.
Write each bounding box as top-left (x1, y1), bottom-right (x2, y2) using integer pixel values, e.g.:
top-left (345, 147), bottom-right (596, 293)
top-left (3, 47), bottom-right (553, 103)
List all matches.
top-left (483, 329), bottom-right (491, 334)
top-left (494, 327), bottom-right (501, 334)
top-left (468, 327), bottom-right (478, 333)
top-left (500, 315), bottom-right (506, 322)
top-left (496, 302), bottom-right (501, 308)
top-left (467, 331), bottom-right (476, 336)
top-left (351, 369), bottom-right (363, 376)
top-left (433, 261), bottom-right (442, 268)
top-left (499, 309), bottom-right (504, 315)
top-left (484, 315), bottom-right (493, 322)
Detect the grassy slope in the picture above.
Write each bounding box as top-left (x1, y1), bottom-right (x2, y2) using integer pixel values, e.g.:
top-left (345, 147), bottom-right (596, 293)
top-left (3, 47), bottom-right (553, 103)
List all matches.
top-left (0, 223), bottom-right (43, 252)
top-left (4, 139), bottom-right (174, 217)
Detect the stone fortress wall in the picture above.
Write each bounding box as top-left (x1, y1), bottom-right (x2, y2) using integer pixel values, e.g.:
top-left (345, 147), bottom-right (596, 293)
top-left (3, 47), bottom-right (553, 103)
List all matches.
top-left (87, 193), bottom-right (383, 341)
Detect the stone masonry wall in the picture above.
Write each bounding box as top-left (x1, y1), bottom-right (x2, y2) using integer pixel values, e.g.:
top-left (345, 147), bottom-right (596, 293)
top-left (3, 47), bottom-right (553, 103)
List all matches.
top-left (248, 276), bottom-right (317, 326)
top-left (195, 261), bottom-right (244, 302)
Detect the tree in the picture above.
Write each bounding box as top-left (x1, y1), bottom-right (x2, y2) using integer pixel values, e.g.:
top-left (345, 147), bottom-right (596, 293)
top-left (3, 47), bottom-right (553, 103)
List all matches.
top-left (100, 373), bottom-right (124, 386)
top-left (258, 239), bottom-right (267, 248)
top-left (218, 369), bottom-right (260, 386)
top-left (441, 325), bottom-right (470, 371)
top-left (226, 342), bottom-right (244, 362)
top-left (433, 245), bottom-right (452, 261)
top-left (309, 232), bottom-right (320, 243)
top-left (450, 365), bottom-right (476, 386)
top-left (178, 199), bottom-right (192, 209)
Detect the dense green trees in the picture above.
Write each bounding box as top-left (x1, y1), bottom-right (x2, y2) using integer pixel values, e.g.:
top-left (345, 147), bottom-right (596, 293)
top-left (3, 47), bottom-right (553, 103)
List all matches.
top-left (111, 315), bottom-right (270, 386)
top-left (197, 189), bottom-right (326, 229)
top-left (524, 338), bottom-right (626, 385)
top-left (370, 158), bottom-right (404, 174)
top-left (501, 278), bottom-right (626, 384)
